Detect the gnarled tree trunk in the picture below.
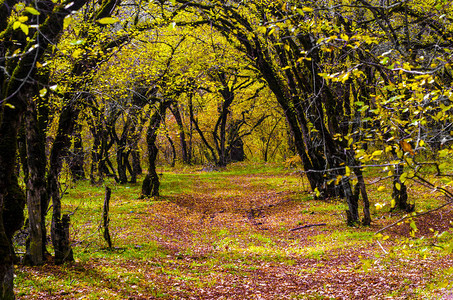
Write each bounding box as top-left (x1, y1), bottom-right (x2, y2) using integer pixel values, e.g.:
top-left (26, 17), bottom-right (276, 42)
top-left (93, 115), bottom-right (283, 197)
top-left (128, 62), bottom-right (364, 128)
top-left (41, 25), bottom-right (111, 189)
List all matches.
top-left (141, 101), bottom-right (168, 198)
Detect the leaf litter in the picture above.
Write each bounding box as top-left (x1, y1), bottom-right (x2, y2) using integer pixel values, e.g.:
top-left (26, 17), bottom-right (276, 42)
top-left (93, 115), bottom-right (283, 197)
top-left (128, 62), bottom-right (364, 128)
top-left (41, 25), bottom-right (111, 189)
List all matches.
top-left (15, 166), bottom-right (453, 299)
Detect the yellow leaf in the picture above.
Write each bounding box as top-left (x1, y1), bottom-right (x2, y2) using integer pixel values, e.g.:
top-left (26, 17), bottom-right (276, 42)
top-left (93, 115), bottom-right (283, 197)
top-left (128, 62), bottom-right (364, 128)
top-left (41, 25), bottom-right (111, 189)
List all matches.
top-left (20, 23), bottom-right (29, 35)
top-left (395, 182), bottom-right (401, 191)
top-left (314, 187), bottom-right (320, 197)
top-left (391, 198), bottom-right (396, 208)
top-left (341, 33), bottom-right (349, 41)
top-left (375, 203), bottom-right (385, 210)
top-left (372, 150), bottom-right (383, 156)
top-left (72, 48), bottom-right (83, 59)
top-left (301, 7), bottom-right (314, 12)
top-left (345, 166), bottom-right (351, 177)
top-left (97, 17), bottom-right (119, 25)
top-left (18, 16), bottom-right (28, 22)
top-left (13, 21), bottom-right (21, 30)
top-left (385, 145), bottom-right (393, 153)
top-left (377, 186), bottom-right (385, 192)
top-left (400, 173), bottom-right (407, 184)
top-left (25, 7), bottom-right (40, 15)
top-left (39, 88), bottom-right (47, 97)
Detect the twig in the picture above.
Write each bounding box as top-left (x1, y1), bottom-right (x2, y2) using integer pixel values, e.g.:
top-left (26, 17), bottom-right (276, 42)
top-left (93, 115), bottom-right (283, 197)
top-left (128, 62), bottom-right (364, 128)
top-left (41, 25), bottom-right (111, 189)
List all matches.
top-left (375, 240), bottom-right (388, 254)
top-left (290, 223), bottom-right (326, 231)
top-left (375, 199), bottom-right (453, 235)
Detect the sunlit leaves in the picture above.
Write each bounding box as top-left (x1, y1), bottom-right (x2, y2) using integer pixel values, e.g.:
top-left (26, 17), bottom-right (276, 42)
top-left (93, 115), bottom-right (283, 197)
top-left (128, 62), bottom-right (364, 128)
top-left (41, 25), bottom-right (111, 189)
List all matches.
top-left (13, 16), bottom-right (30, 35)
top-left (375, 202), bottom-right (385, 210)
top-left (97, 17), bottom-right (119, 25)
top-left (345, 166), bottom-right (351, 177)
top-left (25, 6), bottom-right (40, 15)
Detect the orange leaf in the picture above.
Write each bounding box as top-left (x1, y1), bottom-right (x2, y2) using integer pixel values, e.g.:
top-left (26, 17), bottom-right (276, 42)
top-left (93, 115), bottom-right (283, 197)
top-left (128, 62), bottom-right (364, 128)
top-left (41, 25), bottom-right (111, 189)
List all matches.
top-left (399, 140), bottom-right (414, 155)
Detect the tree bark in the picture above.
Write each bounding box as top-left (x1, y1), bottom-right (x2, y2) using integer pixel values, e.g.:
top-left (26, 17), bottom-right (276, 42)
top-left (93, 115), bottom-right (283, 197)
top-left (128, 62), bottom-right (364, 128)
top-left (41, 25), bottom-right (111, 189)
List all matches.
top-left (170, 103), bottom-right (190, 164)
top-left (392, 163), bottom-right (413, 212)
top-left (141, 101), bottom-right (168, 198)
top-left (102, 187), bottom-right (112, 249)
top-left (48, 102), bottom-right (79, 264)
top-left (24, 98), bottom-right (48, 265)
top-left (69, 125), bottom-right (85, 181)
top-left (0, 102), bottom-right (26, 300)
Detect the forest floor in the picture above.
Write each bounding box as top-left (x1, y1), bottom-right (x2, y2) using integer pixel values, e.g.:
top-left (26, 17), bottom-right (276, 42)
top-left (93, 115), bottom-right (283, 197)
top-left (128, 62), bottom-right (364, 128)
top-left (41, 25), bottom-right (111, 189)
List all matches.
top-left (14, 163), bottom-right (453, 299)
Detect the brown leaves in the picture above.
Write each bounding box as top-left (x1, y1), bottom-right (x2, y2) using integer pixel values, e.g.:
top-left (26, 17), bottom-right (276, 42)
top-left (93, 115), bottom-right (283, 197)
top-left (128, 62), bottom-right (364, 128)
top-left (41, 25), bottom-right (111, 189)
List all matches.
top-left (399, 140), bottom-right (415, 155)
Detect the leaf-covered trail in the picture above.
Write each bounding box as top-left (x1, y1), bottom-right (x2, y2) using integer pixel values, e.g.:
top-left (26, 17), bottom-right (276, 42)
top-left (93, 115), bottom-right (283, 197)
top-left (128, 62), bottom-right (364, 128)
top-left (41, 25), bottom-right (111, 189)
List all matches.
top-left (15, 166), bottom-right (453, 299)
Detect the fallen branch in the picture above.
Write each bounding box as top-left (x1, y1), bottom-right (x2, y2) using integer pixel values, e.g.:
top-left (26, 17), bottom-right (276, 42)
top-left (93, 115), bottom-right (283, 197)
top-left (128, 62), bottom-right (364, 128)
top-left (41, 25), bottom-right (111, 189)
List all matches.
top-left (290, 223), bottom-right (326, 231)
top-left (375, 199), bottom-right (453, 235)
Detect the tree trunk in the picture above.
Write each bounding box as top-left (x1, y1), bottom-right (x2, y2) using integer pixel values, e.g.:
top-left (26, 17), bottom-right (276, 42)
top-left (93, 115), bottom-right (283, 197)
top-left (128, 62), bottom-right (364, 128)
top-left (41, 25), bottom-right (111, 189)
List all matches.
top-left (102, 187), bottom-right (112, 249)
top-left (0, 103), bottom-right (26, 299)
top-left (125, 151), bottom-right (136, 183)
top-left (116, 148), bottom-right (128, 184)
top-left (90, 127), bottom-right (101, 184)
top-left (48, 102), bottom-right (79, 264)
top-left (165, 132), bottom-right (176, 167)
top-left (24, 99), bottom-right (48, 265)
top-left (131, 148), bottom-right (142, 175)
top-left (355, 167), bottom-right (371, 226)
top-left (392, 163), bottom-right (413, 212)
top-left (170, 104), bottom-right (190, 164)
top-left (0, 213), bottom-right (14, 300)
top-left (141, 144), bottom-right (160, 197)
top-left (342, 177), bottom-right (359, 225)
top-left (141, 101), bottom-right (168, 198)
top-left (69, 126), bottom-right (85, 181)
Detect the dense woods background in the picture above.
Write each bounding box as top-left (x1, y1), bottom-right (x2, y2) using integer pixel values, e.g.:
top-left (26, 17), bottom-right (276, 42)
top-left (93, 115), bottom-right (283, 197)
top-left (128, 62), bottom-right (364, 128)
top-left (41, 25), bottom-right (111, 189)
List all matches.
top-left (1, 0), bottom-right (453, 298)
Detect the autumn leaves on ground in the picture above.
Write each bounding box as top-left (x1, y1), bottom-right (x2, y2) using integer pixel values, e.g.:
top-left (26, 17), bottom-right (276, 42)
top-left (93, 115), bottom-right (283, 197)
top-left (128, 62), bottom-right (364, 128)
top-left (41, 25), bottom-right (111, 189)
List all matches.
top-left (15, 164), bottom-right (453, 299)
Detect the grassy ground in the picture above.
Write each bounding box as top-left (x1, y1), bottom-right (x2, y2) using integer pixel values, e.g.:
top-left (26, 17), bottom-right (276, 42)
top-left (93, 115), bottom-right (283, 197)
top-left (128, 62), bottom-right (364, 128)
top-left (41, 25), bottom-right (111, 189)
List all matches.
top-left (14, 162), bottom-right (453, 299)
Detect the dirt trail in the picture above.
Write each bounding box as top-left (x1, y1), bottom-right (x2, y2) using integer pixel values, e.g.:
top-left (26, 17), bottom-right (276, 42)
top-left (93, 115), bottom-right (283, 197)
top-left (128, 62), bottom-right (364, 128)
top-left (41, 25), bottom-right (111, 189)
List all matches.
top-left (15, 171), bottom-right (453, 299)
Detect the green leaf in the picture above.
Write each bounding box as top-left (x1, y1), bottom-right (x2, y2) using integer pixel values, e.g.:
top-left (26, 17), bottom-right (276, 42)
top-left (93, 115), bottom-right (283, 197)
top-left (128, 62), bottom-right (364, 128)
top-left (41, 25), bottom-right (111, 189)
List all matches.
top-left (380, 57), bottom-right (389, 65)
top-left (97, 17), bottom-right (119, 25)
top-left (409, 220), bottom-right (418, 232)
top-left (70, 39), bottom-right (85, 46)
top-left (25, 7), bottom-right (40, 15)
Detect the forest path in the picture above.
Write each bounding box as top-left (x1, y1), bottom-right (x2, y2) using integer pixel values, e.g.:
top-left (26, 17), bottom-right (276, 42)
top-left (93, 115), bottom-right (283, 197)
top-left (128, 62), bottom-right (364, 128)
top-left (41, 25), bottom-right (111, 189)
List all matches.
top-left (15, 165), bottom-right (453, 299)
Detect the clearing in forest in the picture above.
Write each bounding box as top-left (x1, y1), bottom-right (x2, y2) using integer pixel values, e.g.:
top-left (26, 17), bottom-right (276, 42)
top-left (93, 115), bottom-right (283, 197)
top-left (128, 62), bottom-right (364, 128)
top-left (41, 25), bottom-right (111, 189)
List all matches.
top-left (14, 163), bottom-right (453, 299)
